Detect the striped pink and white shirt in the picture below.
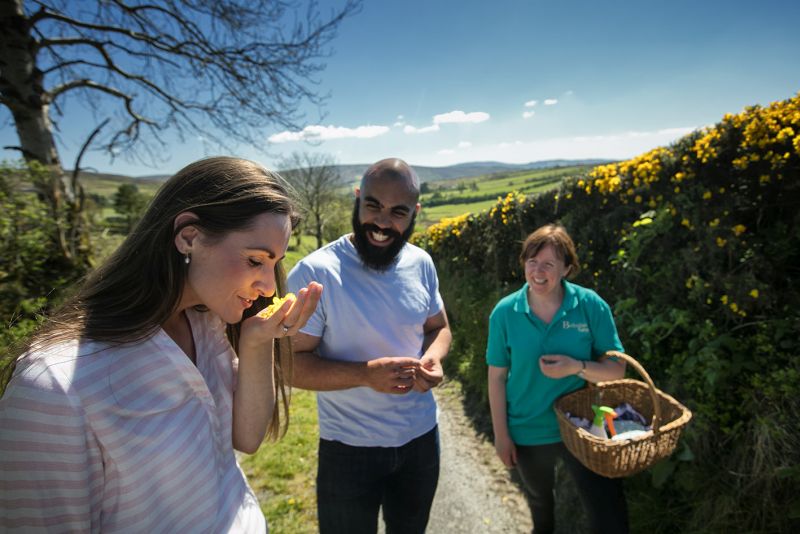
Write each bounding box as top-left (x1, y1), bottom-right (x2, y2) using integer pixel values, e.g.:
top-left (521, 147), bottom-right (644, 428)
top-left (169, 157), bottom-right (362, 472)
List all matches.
top-left (0, 309), bottom-right (266, 533)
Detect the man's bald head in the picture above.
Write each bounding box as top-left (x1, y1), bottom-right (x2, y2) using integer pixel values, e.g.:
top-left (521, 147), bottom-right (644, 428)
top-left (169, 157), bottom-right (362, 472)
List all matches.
top-left (360, 158), bottom-right (420, 202)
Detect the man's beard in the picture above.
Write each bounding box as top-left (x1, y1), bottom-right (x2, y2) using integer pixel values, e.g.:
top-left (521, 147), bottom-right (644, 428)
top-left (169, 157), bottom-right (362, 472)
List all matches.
top-left (351, 199), bottom-right (416, 272)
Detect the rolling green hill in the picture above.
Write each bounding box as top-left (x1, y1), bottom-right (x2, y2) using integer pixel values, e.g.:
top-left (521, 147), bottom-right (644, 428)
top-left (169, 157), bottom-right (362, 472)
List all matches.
top-left (71, 163), bottom-right (594, 231)
top-left (417, 165), bottom-right (591, 226)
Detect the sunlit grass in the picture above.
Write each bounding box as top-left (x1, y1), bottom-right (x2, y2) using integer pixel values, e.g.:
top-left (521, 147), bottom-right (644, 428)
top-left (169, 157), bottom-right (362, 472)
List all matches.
top-left (419, 199), bottom-right (497, 226)
top-left (240, 389), bottom-right (320, 534)
top-left (417, 167), bottom-right (576, 226)
top-left (284, 234), bottom-right (319, 272)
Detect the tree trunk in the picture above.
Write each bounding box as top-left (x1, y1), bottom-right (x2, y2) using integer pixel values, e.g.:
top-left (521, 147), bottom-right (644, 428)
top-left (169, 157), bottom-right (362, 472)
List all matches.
top-left (0, 0), bottom-right (87, 266)
top-left (315, 213), bottom-right (324, 249)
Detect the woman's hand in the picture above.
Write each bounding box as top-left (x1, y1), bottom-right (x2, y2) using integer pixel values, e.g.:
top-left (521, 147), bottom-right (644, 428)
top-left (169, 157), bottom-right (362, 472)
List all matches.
top-left (539, 354), bottom-right (582, 379)
top-left (494, 432), bottom-right (517, 468)
top-left (240, 282), bottom-right (323, 351)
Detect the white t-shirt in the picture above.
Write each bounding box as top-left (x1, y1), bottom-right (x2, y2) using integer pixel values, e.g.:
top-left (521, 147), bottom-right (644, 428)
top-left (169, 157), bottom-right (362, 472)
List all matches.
top-left (288, 235), bottom-right (445, 447)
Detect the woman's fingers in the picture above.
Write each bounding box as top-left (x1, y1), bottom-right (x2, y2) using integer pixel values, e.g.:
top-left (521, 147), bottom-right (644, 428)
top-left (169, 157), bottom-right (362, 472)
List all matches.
top-left (280, 282), bottom-right (322, 336)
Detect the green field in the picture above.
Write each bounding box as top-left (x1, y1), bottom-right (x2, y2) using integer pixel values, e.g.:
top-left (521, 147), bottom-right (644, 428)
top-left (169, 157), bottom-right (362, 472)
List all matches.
top-left (417, 165), bottom-right (588, 226)
top-left (74, 164), bottom-right (581, 232)
top-left (79, 172), bottom-right (163, 197)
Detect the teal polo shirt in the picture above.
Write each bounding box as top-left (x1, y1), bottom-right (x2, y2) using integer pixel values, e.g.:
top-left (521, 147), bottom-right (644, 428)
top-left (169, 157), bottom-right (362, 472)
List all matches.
top-left (486, 280), bottom-right (624, 445)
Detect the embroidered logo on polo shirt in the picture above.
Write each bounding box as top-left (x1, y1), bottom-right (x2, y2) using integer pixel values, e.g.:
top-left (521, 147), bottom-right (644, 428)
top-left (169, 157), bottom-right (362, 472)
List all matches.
top-left (562, 320), bottom-right (589, 333)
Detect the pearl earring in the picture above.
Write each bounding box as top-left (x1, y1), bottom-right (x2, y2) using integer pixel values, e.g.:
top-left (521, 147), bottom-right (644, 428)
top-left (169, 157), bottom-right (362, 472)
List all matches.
top-left (184, 253), bottom-right (191, 264)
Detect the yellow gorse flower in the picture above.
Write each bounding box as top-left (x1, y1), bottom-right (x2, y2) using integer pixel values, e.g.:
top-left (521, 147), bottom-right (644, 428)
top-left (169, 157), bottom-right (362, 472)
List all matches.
top-left (257, 293), bottom-right (296, 318)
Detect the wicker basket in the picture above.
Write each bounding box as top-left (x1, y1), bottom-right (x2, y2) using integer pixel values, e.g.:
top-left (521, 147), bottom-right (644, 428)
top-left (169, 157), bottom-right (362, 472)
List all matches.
top-left (554, 351), bottom-right (692, 478)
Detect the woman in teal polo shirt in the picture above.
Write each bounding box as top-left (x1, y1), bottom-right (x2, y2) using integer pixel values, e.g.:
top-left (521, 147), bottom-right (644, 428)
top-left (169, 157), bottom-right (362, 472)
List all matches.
top-left (486, 223), bottom-right (629, 534)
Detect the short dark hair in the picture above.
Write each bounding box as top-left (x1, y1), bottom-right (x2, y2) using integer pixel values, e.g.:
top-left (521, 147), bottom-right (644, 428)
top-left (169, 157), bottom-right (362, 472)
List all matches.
top-left (519, 223), bottom-right (580, 279)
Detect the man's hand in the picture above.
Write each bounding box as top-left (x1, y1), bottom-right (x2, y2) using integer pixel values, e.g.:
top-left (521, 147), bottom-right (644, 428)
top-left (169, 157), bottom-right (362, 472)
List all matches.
top-left (413, 355), bottom-right (443, 392)
top-left (365, 357), bottom-right (419, 394)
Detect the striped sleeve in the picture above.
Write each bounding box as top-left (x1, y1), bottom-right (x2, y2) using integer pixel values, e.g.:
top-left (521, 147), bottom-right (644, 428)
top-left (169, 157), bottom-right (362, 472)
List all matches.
top-left (0, 364), bottom-right (102, 532)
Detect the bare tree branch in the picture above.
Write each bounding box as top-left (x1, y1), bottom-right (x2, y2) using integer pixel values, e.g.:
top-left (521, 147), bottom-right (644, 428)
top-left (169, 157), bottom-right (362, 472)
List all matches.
top-left (71, 117), bottom-right (109, 188)
top-left (1, 0), bottom-right (360, 266)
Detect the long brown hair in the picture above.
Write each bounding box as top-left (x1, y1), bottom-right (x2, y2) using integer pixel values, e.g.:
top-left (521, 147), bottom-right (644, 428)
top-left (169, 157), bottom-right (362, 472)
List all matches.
top-left (1, 156), bottom-right (300, 439)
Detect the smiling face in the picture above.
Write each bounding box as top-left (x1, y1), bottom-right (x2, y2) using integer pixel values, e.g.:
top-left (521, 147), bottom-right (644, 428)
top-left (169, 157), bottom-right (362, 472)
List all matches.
top-left (524, 244), bottom-right (571, 298)
top-left (351, 168), bottom-right (420, 271)
top-left (177, 211), bottom-right (292, 324)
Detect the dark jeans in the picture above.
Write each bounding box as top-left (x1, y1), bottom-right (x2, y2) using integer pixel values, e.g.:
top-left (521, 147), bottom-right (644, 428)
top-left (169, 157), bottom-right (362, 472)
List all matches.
top-left (515, 442), bottom-right (629, 534)
top-left (316, 426), bottom-right (440, 534)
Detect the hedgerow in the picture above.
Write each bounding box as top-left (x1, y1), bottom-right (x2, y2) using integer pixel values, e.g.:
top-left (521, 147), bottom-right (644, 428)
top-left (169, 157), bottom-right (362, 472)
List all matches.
top-left (413, 93), bottom-right (800, 533)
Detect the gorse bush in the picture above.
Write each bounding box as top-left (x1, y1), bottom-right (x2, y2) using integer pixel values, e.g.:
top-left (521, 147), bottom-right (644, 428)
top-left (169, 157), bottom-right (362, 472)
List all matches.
top-left (413, 93), bottom-right (800, 533)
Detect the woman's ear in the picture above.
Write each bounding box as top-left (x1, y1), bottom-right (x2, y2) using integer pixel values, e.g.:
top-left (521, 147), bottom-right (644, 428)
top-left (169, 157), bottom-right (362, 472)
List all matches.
top-left (173, 212), bottom-right (200, 255)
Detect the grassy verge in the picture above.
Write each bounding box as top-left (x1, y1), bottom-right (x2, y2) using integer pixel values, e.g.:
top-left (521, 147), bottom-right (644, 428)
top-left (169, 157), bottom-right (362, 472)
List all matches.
top-left (240, 388), bottom-right (320, 534)
top-left (284, 234), bottom-right (320, 270)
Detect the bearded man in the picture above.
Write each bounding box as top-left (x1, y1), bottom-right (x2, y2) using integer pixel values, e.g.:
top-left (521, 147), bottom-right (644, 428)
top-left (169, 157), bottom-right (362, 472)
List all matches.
top-left (288, 158), bottom-right (452, 534)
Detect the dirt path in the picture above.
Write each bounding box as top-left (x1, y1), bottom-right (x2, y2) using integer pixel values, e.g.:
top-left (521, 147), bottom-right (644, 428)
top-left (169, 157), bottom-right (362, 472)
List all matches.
top-left (412, 380), bottom-right (532, 533)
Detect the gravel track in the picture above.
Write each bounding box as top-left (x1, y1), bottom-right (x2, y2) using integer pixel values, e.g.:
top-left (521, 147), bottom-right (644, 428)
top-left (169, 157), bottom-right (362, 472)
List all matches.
top-left (377, 380), bottom-right (533, 533)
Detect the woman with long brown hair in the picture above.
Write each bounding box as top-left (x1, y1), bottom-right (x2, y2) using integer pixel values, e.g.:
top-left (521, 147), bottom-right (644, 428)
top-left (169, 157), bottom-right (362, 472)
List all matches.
top-left (0, 156), bottom-right (322, 532)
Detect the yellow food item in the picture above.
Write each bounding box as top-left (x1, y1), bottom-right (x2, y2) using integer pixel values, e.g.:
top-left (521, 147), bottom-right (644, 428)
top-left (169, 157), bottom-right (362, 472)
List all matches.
top-left (257, 293), bottom-right (296, 318)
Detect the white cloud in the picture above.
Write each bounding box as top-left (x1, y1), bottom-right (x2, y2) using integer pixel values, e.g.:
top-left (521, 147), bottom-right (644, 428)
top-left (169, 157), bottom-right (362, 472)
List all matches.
top-left (268, 124), bottom-right (389, 143)
top-left (522, 110), bottom-right (536, 119)
top-left (438, 149), bottom-right (456, 155)
top-left (433, 110), bottom-right (490, 124)
top-left (544, 99), bottom-right (558, 106)
top-left (415, 126), bottom-right (698, 167)
top-left (564, 90), bottom-right (574, 96)
top-left (393, 121), bottom-right (406, 127)
top-left (403, 124), bottom-right (440, 134)
top-left (397, 114), bottom-right (404, 120)
top-left (524, 100), bottom-right (538, 108)
top-left (457, 141), bottom-right (472, 148)
top-left (571, 127), bottom-right (696, 143)
top-left (497, 141), bottom-right (524, 148)
top-left (658, 127), bottom-right (695, 136)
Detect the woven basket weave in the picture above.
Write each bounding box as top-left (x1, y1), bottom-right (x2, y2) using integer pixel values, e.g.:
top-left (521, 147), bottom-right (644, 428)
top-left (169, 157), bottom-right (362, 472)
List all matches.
top-left (554, 351), bottom-right (692, 478)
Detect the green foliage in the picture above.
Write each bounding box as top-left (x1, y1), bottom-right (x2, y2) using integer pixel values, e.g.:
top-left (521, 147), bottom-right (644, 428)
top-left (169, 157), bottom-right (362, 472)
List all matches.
top-left (0, 162), bottom-right (86, 354)
top-left (414, 93), bottom-right (800, 533)
top-left (113, 183), bottom-right (149, 232)
top-left (320, 194), bottom-right (353, 243)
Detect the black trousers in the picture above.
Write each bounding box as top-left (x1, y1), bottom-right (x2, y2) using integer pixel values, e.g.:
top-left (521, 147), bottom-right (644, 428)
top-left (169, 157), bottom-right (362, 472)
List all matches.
top-left (316, 426), bottom-right (440, 534)
top-left (515, 442), bottom-right (629, 534)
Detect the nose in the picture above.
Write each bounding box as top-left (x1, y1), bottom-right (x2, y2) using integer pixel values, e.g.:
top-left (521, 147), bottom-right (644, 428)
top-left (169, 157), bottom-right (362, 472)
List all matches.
top-left (253, 273), bottom-right (276, 298)
top-left (374, 211), bottom-right (391, 229)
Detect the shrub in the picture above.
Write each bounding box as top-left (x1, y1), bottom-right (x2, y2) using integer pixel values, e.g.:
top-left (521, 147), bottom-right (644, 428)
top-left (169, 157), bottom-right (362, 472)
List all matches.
top-left (413, 93), bottom-right (800, 533)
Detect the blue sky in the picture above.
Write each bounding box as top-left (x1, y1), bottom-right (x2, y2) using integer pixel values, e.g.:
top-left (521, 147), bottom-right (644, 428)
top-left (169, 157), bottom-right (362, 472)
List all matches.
top-left (2, 0), bottom-right (799, 176)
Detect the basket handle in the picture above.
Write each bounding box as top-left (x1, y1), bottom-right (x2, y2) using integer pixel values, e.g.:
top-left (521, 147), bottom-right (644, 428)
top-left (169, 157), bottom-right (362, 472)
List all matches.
top-left (598, 351), bottom-right (662, 432)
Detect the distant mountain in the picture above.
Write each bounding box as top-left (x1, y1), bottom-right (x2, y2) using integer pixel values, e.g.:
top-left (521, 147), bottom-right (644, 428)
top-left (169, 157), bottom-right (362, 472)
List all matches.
top-left (70, 170), bottom-right (168, 185)
top-left (412, 159), bottom-right (613, 182)
top-left (282, 159), bottom-right (613, 185)
top-left (77, 159), bottom-right (612, 186)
